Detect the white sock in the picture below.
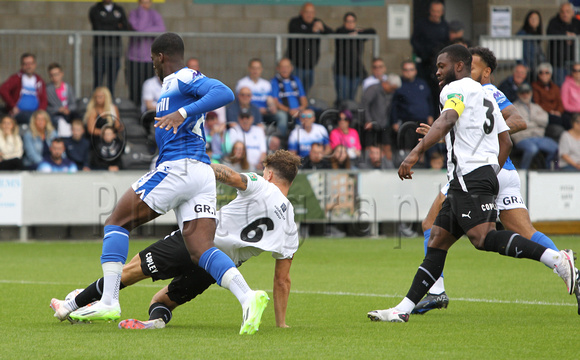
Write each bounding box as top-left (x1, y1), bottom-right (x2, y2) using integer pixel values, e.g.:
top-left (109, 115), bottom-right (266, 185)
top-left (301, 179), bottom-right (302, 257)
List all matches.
top-left (395, 297), bottom-right (415, 313)
top-left (430, 277), bottom-right (446, 295)
top-left (220, 268), bottom-right (252, 306)
top-left (101, 262), bottom-right (123, 306)
top-left (540, 249), bottom-right (561, 269)
top-left (64, 299), bottom-right (78, 312)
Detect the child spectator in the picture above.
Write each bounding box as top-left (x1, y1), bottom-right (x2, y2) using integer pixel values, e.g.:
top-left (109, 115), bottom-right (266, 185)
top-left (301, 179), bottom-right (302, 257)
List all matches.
top-left (65, 119), bottom-right (91, 171)
top-left (221, 141), bottom-right (250, 172)
top-left (92, 125), bottom-right (123, 171)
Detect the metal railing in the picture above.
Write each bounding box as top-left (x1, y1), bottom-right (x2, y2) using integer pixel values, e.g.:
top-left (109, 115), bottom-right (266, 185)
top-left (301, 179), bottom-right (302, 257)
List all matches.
top-left (0, 30), bottom-right (379, 106)
top-left (480, 34), bottom-right (580, 84)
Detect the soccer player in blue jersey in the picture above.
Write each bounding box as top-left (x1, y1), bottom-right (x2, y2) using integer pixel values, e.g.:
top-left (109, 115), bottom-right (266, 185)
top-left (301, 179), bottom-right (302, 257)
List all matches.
top-left (55, 33), bottom-right (269, 334)
top-left (412, 46), bottom-right (580, 315)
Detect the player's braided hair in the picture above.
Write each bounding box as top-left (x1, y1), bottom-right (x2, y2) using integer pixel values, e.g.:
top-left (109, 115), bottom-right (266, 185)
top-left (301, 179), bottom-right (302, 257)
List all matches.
top-left (263, 150), bottom-right (301, 185)
top-left (151, 32), bottom-right (184, 59)
top-left (439, 44), bottom-right (472, 70)
top-left (469, 47), bottom-right (497, 74)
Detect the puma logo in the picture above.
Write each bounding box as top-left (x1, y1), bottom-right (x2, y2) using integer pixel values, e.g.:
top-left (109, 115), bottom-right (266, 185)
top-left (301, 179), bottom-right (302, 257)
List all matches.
top-left (462, 211), bottom-right (471, 219)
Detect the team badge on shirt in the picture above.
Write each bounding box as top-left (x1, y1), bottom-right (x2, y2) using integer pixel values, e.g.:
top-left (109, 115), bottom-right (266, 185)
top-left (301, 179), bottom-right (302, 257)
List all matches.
top-left (247, 173), bottom-right (258, 181)
top-left (447, 93), bottom-right (464, 102)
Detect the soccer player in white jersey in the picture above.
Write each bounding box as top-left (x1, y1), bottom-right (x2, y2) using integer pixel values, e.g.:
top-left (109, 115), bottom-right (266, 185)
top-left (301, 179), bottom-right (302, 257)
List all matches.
top-left (367, 44), bottom-right (577, 323)
top-left (51, 151), bottom-right (301, 332)
top-left (412, 47), bottom-right (580, 315)
top-left (52, 33), bottom-right (269, 334)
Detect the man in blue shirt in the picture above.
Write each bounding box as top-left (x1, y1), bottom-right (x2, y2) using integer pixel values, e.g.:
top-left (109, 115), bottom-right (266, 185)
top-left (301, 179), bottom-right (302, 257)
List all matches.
top-left (37, 138), bottom-right (78, 173)
top-left (61, 33), bottom-right (269, 335)
top-left (271, 58), bottom-right (308, 135)
top-left (391, 60), bottom-right (434, 126)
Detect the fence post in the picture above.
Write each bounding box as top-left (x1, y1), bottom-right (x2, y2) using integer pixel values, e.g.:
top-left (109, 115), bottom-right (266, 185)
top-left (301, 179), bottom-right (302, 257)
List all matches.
top-left (276, 35), bottom-right (283, 62)
top-left (74, 33), bottom-right (82, 99)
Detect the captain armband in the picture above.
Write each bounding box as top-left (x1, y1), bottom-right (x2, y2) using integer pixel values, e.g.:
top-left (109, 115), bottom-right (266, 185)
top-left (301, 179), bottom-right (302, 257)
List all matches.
top-left (443, 97), bottom-right (465, 117)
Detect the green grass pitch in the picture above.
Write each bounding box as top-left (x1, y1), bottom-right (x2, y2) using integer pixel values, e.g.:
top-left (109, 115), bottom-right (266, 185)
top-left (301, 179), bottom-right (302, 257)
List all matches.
top-left (0, 235), bottom-right (578, 359)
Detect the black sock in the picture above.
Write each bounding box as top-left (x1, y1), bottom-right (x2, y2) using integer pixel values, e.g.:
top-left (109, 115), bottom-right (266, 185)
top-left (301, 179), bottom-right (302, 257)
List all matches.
top-left (405, 247), bottom-right (447, 304)
top-left (484, 230), bottom-right (546, 261)
top-left (74, 278), bottom-right (127, 308)
top-left (149, 302), bottom-right (172, 324)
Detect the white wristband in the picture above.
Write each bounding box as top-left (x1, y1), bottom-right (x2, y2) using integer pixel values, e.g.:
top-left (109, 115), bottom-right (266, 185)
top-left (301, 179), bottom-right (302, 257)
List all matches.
top-left (178, 107), bottom-right (187, 119)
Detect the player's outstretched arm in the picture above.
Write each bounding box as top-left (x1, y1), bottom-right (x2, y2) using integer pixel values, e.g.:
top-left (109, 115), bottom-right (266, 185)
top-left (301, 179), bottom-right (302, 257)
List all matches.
top-left (211, 163), bottom-right (248, 190)
top-left (398, 109), bottom-right (458, 180)
top-left (501, 105), bottom-right (527, 134)
top-left (273, 258), bottom-right (292, 328)
top-left (497, 130), bottom-right (512, 170)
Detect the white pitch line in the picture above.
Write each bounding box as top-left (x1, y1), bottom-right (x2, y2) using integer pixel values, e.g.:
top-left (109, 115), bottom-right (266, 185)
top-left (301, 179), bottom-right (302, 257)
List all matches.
top-left (1, 279), bottom-right (575, 308)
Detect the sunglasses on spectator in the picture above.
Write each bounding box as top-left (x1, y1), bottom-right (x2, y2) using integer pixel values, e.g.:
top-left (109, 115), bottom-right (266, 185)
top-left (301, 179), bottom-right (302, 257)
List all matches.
top-left (300, 113), bottom-right (314, 118)
top-left (538, 71), bottom-right (551, 74)
top-left (572, 68), bottom-right (580, 73)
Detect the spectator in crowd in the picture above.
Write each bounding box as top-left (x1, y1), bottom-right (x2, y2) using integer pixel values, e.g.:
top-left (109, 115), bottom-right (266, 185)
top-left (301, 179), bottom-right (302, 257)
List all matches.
top-left (92, 125), bottom-right (123, 171)
top-left (37, 137), bottom-right (78, 173)
top-left (546, 2), bottom-right (580, 86)
top-left (560, 61), bottom-right (580, 128)
top-left (84, 86), bottom-right (123, 141)
top-left (448, 20), bottom-right (469, 47)
top-left (334, 12), bottom-right (376, 105)
top-left (391, 60), bottom-right (434, 126)
top-left (357, 145), bottom-right (394, 170)
top-left (89, 0), bottom-right (129, 96)
top-left (516, 10), bottom-right (546, 78)
top-left (140, 75), bottom-right (161, 113)
top-left (512, 83), bottom-right (559, 169)
top-left (267, 135), bottom-right (282, 155)
top-left (429, 151), bottom-right (445, 170)
top-left (203, 111), bottom-right (226, 161)
top-left (288, 109), bottom-right (330, 158)
top-left (22, 110), bottom-right (57, 170)
top-left (235, 58), bottom-right (283, 133)
top-left (498, 63), bottom-right (529, 102)
top-left (532, 62), bottom-right (565, 127)
top-left (287, 2), bottom-right (333, 94)
top-left (330, 144), bottom-right (351, 170)
top-left (361, 73), bottom-right (401, 161)
top-left (271, 58), bottom-right (307, 135)
top-left (126, 0), bottom-right (166, 108)
top-left (0, 115), bottom-right (23, 170)
top-left (411, 0), bottom-right (449, 110)
top-left (226, 86), bottom-right (263, 127)
top-left (0, 53), bottom-right (47, 126)
top-left (221, 141), bottom-right (250, 172)
top-left (186, 57), bottom-right (200, 71)
top-left (329, 109), bottom-right (361, 162)
top-left (64, 119), bottom-right (91, 171)
top-left (362, 58), bottom-right (388, 92)
top-left (558, 113), bottom-right (580, 171)
top-left (46, 63), bottom-right (77, 136)
top-left (225, 109), bottom-right (267, 171)
top-left (301, 142), bottom-right (331, 170)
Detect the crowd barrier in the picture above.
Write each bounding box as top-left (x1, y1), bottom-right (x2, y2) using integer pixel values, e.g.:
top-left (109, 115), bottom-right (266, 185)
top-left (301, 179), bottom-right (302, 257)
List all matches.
top-left (1, 169), bottom-right (578, 241)
top-left (0, 30), bottom-right (379, 107)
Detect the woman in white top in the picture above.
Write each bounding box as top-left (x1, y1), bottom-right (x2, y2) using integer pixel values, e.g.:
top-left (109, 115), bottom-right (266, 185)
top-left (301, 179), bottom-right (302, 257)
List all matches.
top-left (0, 115), bottom-right (23, 170)
top-left (558, 113), bottom-right (580, 171)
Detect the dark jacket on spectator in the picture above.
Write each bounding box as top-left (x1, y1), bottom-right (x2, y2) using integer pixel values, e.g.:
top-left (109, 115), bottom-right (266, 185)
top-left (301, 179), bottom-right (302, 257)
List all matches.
top-left (546, 14), bottom-right (580, 64)
top-left (334, 26), bottom-right (376, 78)
top-left (391, 77), bottom-right (433, 123)
top-left (287, 15), bottom-right (332, 70)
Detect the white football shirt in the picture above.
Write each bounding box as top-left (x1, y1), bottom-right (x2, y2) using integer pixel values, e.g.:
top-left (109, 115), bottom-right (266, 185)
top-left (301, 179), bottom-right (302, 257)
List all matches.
top-left (214, 173), bottom-right (299, 267)
top-left (439, 77), bottom-right (509, 181)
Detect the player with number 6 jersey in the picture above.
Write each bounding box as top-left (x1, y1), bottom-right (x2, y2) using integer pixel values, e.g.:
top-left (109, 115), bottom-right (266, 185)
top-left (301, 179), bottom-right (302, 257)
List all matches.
top-left (51, 151), bottom-right (302, 331)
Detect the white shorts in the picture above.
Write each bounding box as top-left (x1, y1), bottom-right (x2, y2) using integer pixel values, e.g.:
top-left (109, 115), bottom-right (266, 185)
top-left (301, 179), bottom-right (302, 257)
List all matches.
top-left (132, 158), bottom-right (217, 230)
top-left (496, 169), bottom-right (526, 211)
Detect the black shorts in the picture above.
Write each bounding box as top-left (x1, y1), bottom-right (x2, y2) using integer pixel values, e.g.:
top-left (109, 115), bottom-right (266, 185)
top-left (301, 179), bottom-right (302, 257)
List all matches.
top-left (433, 165), bottom-right (499, 239)
top-left (139, 231), bottom-right (216, 305)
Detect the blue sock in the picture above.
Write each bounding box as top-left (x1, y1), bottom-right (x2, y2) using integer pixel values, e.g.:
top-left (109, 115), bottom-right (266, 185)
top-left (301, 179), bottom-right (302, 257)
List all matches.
top-left (423, 228), bottom-right (443, 278)
top-left (100, 225), bottom-right (130, 264)
top-left (198, 247), bottom-right (235, 286)
top-left (423, 228), bottom-right (431, 255)
top-left (531, 231), bottom-right (559, 252)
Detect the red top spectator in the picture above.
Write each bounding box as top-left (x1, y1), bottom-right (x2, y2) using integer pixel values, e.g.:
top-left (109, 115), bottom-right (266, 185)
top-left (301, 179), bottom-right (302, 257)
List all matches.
top-left (0, 53), bottom-right (47, 125)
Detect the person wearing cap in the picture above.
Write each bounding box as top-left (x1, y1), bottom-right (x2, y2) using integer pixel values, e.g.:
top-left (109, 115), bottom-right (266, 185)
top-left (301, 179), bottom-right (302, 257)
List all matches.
top-left (512, 83), bottom-right (559, 169)
top-left (226, 86), bottom-right (263, 128)
top-left (531, 62), bottom-right (565, 128)
top-left (225, 108), bottom-right (267, 170)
